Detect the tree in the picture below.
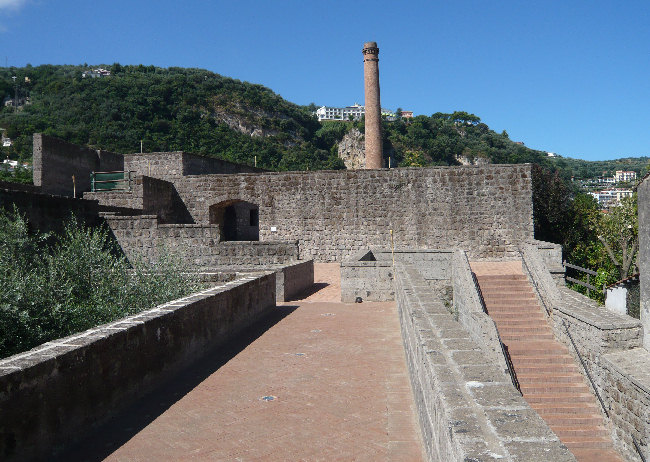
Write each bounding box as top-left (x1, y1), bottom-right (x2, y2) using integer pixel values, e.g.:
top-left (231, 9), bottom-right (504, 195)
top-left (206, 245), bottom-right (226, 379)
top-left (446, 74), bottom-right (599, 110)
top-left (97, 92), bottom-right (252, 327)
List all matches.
top-left (595, 194), bottom-right (638, 279)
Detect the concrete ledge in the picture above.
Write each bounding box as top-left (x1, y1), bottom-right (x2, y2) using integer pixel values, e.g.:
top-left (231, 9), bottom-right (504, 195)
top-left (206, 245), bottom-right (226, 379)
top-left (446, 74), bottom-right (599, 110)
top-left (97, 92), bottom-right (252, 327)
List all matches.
top-left (396, 264), bottom-right (574, 461)
top-left (0, 273), bottom-right (276, 462)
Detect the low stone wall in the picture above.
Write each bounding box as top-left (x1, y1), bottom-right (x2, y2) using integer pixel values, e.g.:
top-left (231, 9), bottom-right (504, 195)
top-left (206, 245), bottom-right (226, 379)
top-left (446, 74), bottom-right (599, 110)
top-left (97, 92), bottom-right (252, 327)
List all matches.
top-left (340, 250), bottom-right (395, 302)
top-left (340, 249), bottom-right (452, 303)
top-left (274, 260), bottom-right (314, 301)
top-left (521, 243), bottom-right (644, 458)
top-left (395, 264), bottom-right (574, 461)
top-left (105, 215), bottom-right (299, 268)
top-left (0, 273), bottom-right (276, 462)
top-left (451, 250), bottom-right (509, 373)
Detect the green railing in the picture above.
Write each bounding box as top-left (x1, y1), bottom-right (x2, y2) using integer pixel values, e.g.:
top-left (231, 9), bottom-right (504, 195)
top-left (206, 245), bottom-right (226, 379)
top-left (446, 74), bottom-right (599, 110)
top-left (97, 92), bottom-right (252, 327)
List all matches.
top-left (90, 171), bottom-right (134, 192)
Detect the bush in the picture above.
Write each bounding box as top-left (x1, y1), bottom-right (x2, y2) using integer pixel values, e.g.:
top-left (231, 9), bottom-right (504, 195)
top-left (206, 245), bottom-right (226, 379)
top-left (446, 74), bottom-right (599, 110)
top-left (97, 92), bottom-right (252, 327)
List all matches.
top-left (0, 209), bottom-right (201, 358)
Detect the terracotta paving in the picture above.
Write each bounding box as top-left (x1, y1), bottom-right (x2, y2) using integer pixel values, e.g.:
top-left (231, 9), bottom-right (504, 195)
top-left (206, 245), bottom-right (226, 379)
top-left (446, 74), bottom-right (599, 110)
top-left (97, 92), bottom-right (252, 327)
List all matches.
top-left (61, 263), bottom-right (424, 461)
top-left (471, 261), bottom-right (624, 462)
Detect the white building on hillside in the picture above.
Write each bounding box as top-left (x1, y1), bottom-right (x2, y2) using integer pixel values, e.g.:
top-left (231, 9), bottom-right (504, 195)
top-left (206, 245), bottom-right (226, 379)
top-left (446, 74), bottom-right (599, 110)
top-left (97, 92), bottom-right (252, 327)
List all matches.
top-left (615, 170), bottom-right (637, 183)
top-left (316, 104), bottom-right (399, 122)
top-left (590, 188), bottom-right (634, 208)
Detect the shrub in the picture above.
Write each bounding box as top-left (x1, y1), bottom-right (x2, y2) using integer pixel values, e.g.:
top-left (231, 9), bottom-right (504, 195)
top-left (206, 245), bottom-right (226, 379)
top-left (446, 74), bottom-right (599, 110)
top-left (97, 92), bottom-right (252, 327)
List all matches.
top-left (0, 209), bottom-right (201, 358)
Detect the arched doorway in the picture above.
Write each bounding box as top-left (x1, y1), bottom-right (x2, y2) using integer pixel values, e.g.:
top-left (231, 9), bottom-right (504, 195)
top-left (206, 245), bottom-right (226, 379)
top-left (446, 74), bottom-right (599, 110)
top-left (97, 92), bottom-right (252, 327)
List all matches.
top-left (209, 200), bottom-right (259, 241)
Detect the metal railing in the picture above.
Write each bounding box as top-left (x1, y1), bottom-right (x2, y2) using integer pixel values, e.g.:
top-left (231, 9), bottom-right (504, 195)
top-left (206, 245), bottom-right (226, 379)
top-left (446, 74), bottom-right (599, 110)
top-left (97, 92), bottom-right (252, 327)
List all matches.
top-left (90, 171), bottom-right (134, 192)
top-left (472, 272), bottom-right (522, 395)
top-left (561, 319), bottom-right (609, 418)
top-left (633, 437), bottom-right (647, 462)
top-left (563, 261), bottom-right (604, 297)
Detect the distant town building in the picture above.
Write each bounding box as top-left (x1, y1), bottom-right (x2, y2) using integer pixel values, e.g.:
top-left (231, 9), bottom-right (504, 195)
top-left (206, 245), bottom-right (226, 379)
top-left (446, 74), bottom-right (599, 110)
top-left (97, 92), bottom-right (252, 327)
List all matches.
top-left (82, 68), bottom-right (111, 78)
top-left (315, 103), bottom-right (399, 122)
top-left (590, 188), bottom-right (633, 208)
top-left (400, 110), bottom-right (414, 118)
top-left (615, 170), bottom-right (637, 183)
top-left (547, 152), bottom-right (557, 157)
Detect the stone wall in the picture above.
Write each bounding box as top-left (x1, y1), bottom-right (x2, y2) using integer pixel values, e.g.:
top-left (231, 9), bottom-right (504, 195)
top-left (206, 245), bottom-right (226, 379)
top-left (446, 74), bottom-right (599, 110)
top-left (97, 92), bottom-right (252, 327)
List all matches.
top-left (451, 250), bottom-right (509, 373)
top-left (396, 264), bottom-right (575, 461)
top-left (274, 260), bottom-right (315, 301)
top-left (33, 133), bottom-right (122, 197)
top-left (0, 273), bottom-right (277, 462)
top-left (637, 176), bottom-right (650, 347)
top-left (123, 151), bottom-right (262, 181)
top-left (105, 215), bottom-right (298, 269)
top-left (172, 164), bottom-right (534, 262)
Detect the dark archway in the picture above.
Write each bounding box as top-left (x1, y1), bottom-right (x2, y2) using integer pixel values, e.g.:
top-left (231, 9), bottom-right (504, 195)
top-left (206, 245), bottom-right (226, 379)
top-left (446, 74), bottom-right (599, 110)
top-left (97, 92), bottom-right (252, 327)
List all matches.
top-left (209, 200), bottom-right (259, 241)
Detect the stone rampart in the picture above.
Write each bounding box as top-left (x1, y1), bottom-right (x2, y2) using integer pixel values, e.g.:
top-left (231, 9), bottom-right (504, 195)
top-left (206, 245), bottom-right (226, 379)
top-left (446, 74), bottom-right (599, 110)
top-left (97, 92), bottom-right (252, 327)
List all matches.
top-left (123, 151), bottom-right (262, 181)
top-left (33, 133), bottom-right (122, 197)
top-left (171, 164), bottom-right (534, 262)
top-left (0, 273), bottom-right (276, 462)
top-left (105, 215), bottom-right (299, 269)
top-left (395, 264), bottom-right (574, 461)
top-left (451, 250), bottom-right (509, 373)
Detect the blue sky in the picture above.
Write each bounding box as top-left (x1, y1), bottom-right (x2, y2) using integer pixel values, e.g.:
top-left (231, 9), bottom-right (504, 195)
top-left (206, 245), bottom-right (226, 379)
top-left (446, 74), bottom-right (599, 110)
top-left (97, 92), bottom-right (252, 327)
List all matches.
top-left (1, 0), bottom-right (649, 161)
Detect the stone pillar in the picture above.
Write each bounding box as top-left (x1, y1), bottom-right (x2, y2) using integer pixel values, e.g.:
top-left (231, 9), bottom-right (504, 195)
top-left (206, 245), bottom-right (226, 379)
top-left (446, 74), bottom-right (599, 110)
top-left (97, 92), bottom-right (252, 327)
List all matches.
top-left (638, 177), bottom-right (650, 348)
top-left (363, 41), bottom-right (383, 169)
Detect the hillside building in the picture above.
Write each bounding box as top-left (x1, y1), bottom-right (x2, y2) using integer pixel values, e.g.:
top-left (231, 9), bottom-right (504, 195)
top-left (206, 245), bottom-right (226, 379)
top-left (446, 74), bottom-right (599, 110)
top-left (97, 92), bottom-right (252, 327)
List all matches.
top-left (615, 170), bottom-right (637, 183)
top-left (315, 103), bottom-right (398, 122)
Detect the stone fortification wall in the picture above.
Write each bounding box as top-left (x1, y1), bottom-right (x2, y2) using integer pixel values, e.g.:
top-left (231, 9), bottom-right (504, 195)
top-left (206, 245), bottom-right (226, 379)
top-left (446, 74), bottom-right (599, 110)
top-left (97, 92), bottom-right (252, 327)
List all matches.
top-left (521, 244), bottom-right (644, 458)
top-left (0, 187), bottom-right (134, 234)
top-left (105, 215), bottom-right (298, 269)
top-left (172, 164), bottom-right (534, 262)
top-left (33, 133), bottom-right (122, 197)
top-left (637, 177), bottom-right (650, 347)
top-left (340, 249), bottom-right (453, 303)
top-left (395, 264), bottom-right (574, 461)
top-left (123, 151), bottom-right (262, 181)
top-left (0, 273), bottom-right (276, 462)
top-left (451, 250), bottom-right (509, 373)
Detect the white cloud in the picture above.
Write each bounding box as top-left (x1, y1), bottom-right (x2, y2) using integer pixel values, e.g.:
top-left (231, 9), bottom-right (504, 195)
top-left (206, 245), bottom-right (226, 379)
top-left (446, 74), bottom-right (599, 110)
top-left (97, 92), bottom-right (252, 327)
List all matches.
top-left (0, 0), bottom-right (27, 11)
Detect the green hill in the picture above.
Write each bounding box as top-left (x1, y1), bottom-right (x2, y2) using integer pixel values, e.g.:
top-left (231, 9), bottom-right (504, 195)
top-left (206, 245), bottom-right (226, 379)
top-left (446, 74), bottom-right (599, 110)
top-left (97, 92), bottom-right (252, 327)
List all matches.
top-left (0, 64), bottom-right (647, 179)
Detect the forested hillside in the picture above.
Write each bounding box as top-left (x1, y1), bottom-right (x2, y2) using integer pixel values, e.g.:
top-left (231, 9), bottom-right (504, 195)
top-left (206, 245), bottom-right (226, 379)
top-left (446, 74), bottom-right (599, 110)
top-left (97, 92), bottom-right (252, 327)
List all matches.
top-left (1, 63), bottom-right (562, 173)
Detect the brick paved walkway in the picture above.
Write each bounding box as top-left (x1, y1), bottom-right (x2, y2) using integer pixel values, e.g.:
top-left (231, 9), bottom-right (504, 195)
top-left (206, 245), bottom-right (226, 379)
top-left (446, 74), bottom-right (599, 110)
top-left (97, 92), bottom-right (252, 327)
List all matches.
top-left (63, 264), bottom-right (424, 461)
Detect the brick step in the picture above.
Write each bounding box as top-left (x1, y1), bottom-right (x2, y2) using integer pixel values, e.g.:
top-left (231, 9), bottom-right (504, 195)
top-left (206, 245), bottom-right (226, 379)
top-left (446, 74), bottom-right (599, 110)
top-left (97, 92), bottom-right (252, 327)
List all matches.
top-left (541, 414), bottom-right (605, 426)
top-left (483, 296), bottom-right (537, 303)
top-left (474, 274), bottom-right (528, 282)
top-left (500, 334), bottom-right (555, 342)
top-left (494, 319), bottom-right (553, 334)
top-left (532, 403), bottom-right (601, 415)
top-left (517, 372), bottom-right (585, 383)
top-left (524, 392), bottom-right (596, 404)
top-left (480, 289), bottom-right (535, 297)
top-left (521, 382), bottom-right (591, 394)
top-left (510, 355), bottom-right (575, 365)
top-left (484, 304), bottom-right (542, 311)
top-left (550, 425), bottom-right (609, 438)
top-left (509, 346), bottom-right (570, 356)
top-left (508, 340), bottom-right (569, 351)
top-left (516, 364), bottom-right (580, 374)
top-left (563, 437), bottom-right (617, 449)
top-left (570, 448), bottom-right (623, 461)
top-left (490, 316), bottom-right (547, 324)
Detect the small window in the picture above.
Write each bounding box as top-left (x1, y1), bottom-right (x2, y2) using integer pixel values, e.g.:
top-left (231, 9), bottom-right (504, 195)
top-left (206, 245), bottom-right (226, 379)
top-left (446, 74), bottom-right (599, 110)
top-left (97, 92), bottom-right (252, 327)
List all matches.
top-left (250, 209), bottom-right (259, 227)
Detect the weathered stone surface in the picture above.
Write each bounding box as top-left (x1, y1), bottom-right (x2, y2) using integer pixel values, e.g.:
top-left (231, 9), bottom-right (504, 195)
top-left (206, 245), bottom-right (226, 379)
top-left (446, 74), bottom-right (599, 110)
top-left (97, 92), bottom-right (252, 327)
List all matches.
top-left (337, 127), bottom-right (365, 169)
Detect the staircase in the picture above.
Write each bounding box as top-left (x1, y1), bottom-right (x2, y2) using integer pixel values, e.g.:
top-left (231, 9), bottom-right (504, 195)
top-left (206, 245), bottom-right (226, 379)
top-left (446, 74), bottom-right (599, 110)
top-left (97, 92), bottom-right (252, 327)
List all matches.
top-left (471, 262), bottom-right (623, 462)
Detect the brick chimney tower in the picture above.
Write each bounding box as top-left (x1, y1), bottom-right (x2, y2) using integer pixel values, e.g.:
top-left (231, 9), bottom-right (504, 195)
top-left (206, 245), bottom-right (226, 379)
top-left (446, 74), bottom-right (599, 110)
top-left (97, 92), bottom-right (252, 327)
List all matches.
top-left (363, 41), bottom-right (383, 169)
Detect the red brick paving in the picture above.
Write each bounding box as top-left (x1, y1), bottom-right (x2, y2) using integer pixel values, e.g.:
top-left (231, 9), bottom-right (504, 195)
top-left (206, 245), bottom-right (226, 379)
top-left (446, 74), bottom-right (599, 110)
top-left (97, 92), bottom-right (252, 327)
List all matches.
top-left (101, 264), bottom-right (424, 461)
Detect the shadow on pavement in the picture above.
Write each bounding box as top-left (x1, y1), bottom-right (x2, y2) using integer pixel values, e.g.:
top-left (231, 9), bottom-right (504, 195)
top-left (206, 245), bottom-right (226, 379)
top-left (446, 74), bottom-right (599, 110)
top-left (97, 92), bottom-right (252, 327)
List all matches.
top-left (51, 304), bottom-right (299, 462)
top-left (286, 282), bottom-right (330, 301)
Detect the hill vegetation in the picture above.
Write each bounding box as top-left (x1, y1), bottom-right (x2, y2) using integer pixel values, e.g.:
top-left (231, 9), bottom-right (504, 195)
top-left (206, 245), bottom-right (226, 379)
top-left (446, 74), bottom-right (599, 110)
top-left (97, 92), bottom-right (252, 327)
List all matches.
top-left (0, 63), bottom-right (589, 176)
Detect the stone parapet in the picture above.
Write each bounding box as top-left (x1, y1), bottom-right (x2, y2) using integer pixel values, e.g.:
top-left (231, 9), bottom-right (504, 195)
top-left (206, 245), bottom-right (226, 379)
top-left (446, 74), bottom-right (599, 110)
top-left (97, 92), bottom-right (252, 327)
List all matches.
top-left (0, 273), bottom-right (277, 462)
top-left (396, 264), bottom-right (575, 461)
top-left (451, 250), bottom-right (509, 373)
